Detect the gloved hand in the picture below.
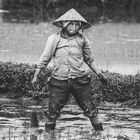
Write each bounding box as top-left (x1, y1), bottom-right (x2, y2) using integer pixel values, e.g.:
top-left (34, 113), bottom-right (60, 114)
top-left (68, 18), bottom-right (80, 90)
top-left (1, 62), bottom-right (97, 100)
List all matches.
top-left (98, 72), bottom-right (108, 86)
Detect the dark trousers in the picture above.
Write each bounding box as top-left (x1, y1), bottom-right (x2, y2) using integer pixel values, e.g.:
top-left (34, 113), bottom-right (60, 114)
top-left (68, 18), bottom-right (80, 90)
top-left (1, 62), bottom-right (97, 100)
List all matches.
top-left (46, 74), bottom-right (98, 122)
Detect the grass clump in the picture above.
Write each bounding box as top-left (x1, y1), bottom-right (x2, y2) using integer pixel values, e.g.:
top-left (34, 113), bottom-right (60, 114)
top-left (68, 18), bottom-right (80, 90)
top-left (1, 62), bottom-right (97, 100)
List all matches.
top-left (0, 61), bottom-right (140, 104)
top-left (0, 61), bottom-right (49, 98)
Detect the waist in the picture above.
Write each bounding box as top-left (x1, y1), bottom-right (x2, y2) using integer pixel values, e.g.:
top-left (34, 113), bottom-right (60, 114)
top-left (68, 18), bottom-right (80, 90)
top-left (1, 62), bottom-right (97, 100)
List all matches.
top-left (52, 70), bottom-right (91, 80)
top-left (50, 73), bottom-right (91, 83)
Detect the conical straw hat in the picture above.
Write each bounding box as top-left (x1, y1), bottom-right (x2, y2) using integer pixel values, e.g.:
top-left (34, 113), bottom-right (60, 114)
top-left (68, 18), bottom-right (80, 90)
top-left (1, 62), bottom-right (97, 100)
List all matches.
top-left (52, 8), bottom-right (91, 29)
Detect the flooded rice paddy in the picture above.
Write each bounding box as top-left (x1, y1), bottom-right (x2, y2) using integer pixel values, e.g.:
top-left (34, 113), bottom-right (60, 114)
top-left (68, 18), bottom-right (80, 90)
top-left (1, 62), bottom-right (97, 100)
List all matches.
top-left (0, 22), bottom-right (140, 74)
top-left (0, 98), bottom-right (140, 140)
top-left (0, 16), bottom-right (140, 140)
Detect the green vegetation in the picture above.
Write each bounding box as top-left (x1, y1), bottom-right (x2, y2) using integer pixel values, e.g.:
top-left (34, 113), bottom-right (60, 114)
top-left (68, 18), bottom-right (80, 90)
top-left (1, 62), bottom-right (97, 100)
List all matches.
top-left (0, 62), bottom-right (50, 98)
top-left (0, 62), bottom-right (140, 104)
top-left (91, 71), bottom-right (140, 103)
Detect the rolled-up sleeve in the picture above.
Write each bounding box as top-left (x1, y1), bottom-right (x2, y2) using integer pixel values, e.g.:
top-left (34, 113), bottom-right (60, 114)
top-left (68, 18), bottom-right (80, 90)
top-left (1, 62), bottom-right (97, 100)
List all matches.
top-left (83, 36), bottom-right (94, 66)
top-left (37, 34), bottom-right (57, 69)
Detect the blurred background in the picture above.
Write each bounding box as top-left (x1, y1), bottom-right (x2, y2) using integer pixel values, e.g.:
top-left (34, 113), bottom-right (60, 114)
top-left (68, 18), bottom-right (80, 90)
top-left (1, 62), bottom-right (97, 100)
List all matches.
top-left (0, 0), bottom-right (140, 74)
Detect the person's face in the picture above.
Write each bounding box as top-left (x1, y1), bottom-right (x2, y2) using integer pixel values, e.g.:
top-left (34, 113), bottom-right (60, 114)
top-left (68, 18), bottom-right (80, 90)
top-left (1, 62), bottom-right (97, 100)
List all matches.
top-left (65, 21), bottom-right (81, 36)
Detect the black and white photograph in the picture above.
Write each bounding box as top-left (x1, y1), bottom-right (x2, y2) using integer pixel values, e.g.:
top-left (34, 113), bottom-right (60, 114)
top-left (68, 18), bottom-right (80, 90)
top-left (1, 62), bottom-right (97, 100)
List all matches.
top-left (0, 0), bottom-right (140, 139)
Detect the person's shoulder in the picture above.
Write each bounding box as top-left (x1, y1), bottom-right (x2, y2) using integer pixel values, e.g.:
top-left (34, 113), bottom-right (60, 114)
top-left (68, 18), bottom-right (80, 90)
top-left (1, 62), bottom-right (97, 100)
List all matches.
top-left (78, 33), bottom-right (88, 41)
top-left (48, 32), bottom-right (60, 40)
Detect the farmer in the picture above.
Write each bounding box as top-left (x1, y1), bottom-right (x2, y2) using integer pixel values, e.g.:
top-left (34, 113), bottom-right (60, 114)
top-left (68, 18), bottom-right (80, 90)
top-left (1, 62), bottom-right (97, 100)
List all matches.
top-left (32, 8), bottom-right (107, 132)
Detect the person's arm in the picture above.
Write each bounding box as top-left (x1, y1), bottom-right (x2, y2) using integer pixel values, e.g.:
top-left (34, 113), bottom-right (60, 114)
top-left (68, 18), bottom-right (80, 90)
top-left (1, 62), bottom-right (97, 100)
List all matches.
top-left (32, 34), bottom-right (57, 84)
top-left (83, 36), bottom-right (107, 84)
top-left (89, 61), bottom-right (101, 75)
top-left (32, 68), bottom-right (42, 84)
top-left (82, 36), bottom-right (100, 75)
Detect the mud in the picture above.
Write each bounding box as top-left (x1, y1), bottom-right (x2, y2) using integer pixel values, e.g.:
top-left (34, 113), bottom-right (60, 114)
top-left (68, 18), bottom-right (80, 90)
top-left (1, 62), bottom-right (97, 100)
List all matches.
top-left (0, 98), bottom-right (140, 140)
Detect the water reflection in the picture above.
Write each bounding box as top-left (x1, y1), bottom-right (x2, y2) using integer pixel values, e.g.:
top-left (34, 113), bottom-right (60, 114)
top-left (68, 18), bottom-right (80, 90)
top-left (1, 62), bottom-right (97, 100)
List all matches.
top-left (29, 130), bottom-right (57, 140)
top-left (0, 99), bottom-right (140, 139)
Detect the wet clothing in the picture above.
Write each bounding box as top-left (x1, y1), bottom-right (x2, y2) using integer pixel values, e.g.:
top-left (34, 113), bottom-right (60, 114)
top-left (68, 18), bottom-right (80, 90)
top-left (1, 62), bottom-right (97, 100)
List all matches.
top-left (37, 32), bottom-right (94, 80)
top-left (46, 75), bottom-right (98, 121)
top-left (38, 31), bottom-right (100, 130)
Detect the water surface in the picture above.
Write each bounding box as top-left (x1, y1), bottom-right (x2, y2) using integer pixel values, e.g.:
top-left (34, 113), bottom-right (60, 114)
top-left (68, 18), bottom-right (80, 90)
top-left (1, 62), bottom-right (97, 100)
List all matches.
top-left (0, 21), bottom-right (140, 74)
top-left (0, 101), bottom-right (140, 140)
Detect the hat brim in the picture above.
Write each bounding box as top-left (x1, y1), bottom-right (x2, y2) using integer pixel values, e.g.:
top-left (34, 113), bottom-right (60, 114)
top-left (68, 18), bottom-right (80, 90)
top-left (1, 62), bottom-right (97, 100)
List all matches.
top-left (52, 20), bottom-right (91, 29)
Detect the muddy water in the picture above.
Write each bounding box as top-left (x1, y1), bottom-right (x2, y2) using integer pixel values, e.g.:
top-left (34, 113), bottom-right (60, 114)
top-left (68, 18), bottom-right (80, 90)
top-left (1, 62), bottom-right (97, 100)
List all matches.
top-left (0, 99), bottom-right (140, 140)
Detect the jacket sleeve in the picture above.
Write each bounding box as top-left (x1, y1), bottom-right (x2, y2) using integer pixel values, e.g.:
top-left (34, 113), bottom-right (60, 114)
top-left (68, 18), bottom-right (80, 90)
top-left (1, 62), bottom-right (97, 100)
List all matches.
top-left (37, 34), bottom-right (57, 69)
top-left (82, 36), bottom-right (94, 66)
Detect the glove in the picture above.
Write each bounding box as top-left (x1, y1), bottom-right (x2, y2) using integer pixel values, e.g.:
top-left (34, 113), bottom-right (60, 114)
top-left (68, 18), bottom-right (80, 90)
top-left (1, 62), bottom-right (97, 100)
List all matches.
top-left (98, 72), bottom-right (108, 86)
